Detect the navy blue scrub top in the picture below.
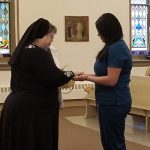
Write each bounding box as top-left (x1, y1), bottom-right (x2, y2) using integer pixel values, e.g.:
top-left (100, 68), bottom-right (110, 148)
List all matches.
top-left (94, 40), bottom-right (132, 106)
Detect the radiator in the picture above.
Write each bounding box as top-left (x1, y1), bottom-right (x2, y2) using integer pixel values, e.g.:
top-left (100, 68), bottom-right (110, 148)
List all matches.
top-left (0, 81), bottom-right (94, 103)
top-left (0, 87), bottom-right (11, 103)
top-left (61, 81), bottom-right (94, 100)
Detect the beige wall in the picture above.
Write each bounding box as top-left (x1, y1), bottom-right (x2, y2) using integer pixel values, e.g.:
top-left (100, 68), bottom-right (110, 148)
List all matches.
top-left (0, 71), bottom-right (11, 86)
top-left (18, 0), bottom-right (130, 73)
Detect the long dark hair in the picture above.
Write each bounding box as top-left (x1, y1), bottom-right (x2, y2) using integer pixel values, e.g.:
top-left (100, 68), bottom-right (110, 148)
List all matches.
top-left (95, 13), bottom-right (123, 60)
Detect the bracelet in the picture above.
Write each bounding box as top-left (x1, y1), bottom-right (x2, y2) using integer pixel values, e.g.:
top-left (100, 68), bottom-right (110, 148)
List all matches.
top-left (85, 75), bottom-right (89, 80)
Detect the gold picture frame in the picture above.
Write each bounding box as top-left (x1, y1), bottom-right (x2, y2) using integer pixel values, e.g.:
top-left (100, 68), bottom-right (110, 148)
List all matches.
top-left (65, 16), bottom-right (89, 42)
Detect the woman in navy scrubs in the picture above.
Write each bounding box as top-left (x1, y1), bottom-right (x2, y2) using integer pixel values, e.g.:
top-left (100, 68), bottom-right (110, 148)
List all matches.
top-left (75, 13), bottom-right (132, 150)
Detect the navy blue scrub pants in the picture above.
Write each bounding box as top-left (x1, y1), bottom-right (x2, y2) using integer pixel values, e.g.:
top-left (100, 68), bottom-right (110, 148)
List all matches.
top-left (97, 105), bottom-right (131, 150)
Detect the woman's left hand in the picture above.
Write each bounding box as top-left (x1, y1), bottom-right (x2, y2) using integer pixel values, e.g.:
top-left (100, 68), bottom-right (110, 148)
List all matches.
top-left (74, 72), bottom-right (84, 76)
top-left (74, 74), bottom-right (87, 81)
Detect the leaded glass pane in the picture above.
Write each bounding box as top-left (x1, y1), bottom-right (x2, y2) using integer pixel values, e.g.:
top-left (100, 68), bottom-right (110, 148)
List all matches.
top-left (131, 0), bottom-right (147, 4)
top-left (0, 2), bottom-right (10, 55)
top-left (131, 4), bottom-right (148, 51)
top-left (0, 0), bottom-right (10, 2)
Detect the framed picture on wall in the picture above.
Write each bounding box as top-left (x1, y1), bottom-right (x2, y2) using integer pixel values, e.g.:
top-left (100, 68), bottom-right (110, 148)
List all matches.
top-left (65, 16), bottom-right (89, 42)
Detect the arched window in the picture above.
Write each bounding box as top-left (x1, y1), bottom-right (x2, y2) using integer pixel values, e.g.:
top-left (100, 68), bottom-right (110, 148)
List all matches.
top-left (131, 0), bottom-right (149, 56)
top-left (0, 0), bottom-right (18, 58)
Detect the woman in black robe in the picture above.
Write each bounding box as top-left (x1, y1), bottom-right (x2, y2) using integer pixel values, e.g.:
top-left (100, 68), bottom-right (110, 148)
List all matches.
top-left (0, 18), bottom-right (76, 150)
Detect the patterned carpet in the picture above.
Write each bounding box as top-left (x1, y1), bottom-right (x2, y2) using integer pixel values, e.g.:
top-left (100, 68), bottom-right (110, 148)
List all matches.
top-left (59, 106), bottom-right (150, 150)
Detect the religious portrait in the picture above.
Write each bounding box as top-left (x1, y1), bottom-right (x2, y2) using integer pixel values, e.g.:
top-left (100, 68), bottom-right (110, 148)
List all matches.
top-left (65, 16), bottom-right (89, 42)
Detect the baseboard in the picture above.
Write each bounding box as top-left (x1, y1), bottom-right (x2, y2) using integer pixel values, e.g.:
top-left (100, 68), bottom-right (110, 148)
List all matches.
top-left (0, 99), bottom-right (86, 112)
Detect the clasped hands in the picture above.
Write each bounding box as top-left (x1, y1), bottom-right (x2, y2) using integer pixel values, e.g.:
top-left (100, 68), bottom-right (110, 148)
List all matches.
top-left (74, 72), bottom-right (88, 81)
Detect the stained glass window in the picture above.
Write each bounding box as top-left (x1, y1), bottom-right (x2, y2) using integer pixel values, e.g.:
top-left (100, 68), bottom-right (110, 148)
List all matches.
top-left (0, 2), bottom-right (10, 55)
top-left (131, 0), bottom-right (148, 55)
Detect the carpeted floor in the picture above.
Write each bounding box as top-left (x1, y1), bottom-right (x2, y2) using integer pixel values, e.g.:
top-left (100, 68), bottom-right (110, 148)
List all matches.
top-left (59, 106), bottom-right (150, 150)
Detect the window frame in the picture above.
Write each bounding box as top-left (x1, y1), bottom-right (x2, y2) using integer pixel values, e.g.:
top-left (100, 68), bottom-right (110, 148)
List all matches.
top-left (130, 0), bottom-right (150, 66)
top-left (0, 0), bottom-right (19, 69)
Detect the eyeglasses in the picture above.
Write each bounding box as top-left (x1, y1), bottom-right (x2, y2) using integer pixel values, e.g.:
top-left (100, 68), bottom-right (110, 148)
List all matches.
top-left (48, 33), bottom-right (55, 38)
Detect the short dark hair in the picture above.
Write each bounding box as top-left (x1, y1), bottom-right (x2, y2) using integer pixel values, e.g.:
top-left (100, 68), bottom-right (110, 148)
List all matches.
top-left (95, 13), bottom-right (123, 60)
top-left (48, 23), bottom-right (57, 34)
